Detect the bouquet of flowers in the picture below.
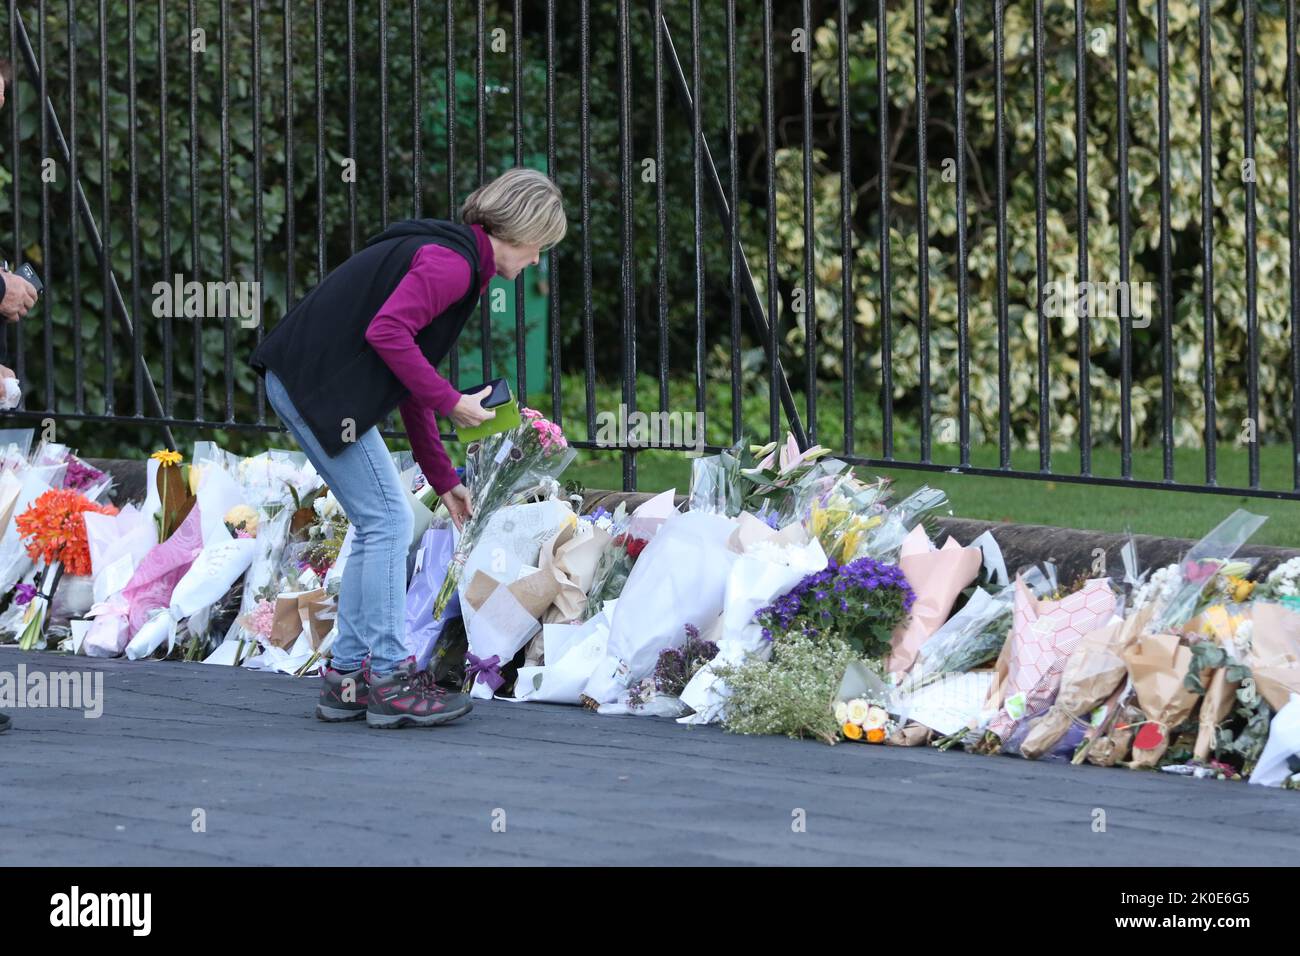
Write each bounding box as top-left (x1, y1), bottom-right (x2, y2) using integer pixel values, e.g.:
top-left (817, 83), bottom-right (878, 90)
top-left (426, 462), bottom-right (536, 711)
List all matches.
top-left (738, 432), bottom-right (835, 514)
top-left (619, 623), bottom-right (719, 716)
top-left (433, 407), bottom-right (575, 620)
top-left (13, 488), bottom-right (118, 649)
top-left (1255, 556), bottom-right (1300, 607)
top-left (835, 694), bottom-right (896, 744)
top-left (754, 556), bottom-right (916, 660)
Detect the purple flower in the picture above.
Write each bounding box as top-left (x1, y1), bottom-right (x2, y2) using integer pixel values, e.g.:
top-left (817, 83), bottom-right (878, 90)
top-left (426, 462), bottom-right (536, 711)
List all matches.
top-left (14, 583), bottom-right (36, 606)
top-left (62, 457), bottom-right (105, 493)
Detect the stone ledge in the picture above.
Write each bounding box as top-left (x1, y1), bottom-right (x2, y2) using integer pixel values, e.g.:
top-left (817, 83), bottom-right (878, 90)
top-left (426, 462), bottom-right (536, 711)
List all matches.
top-left (87, 460), bottom-right (1299, 581)
top-left (580, 489), bottom-right (1300, 582)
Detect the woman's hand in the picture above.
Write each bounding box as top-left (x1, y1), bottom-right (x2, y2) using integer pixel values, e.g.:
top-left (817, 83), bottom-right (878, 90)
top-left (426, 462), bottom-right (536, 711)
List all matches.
top-left (449, 386), bottom-right (496, 430)
top-left (440, 483), bottom-right (474, 531)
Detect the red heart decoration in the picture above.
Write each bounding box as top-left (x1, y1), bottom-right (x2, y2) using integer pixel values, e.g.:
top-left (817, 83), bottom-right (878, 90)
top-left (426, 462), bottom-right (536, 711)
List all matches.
top-left (1133, 723), bottom-right (1164, 751)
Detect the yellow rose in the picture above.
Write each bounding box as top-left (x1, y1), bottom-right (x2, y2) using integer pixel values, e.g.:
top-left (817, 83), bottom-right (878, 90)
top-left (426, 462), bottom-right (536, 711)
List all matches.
top-left (188, 464), bottom-right (204, 495)
top-left (842, 722), bottom-right (863, 741)
top-left (866, 727), bottom-right (887, 744)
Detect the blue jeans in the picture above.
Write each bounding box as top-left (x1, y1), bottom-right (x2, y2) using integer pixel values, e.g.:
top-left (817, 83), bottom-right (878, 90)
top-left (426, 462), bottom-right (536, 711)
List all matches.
top-left (264, 370), bottom-right (414, 676)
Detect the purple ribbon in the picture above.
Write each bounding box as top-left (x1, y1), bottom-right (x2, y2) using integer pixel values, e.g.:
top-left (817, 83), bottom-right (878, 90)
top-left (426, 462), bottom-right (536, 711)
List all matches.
top-left (465, 652), bottom-right (504, 691)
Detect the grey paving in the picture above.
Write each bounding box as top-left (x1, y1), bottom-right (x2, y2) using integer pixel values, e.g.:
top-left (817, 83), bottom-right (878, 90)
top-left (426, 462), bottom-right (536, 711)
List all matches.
top-left (1, 646), bottom-right (1297, 866)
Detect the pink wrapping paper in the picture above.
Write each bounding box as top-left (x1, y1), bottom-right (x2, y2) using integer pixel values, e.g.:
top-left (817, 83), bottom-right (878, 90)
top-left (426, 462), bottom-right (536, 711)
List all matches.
top-left (986, 576), bottom-right (1116, 741)
top-left (121, 504), bottom-right (205, 635)
top-left (886, 525), bottom-right (983, 675)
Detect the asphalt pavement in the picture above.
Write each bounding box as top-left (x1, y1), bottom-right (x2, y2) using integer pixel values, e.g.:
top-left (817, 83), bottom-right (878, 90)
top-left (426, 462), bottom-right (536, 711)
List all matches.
top-left (2, 647), bottom-right (1298, 866)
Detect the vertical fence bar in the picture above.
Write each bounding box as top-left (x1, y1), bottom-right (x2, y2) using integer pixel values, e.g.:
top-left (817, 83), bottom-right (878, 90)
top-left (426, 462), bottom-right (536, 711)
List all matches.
top-left (1074, 0), bottom-right (1090, 473)
top-left (446, 0), bottom-right (457, 389)
top-left (315, 0), bottom-right (325, 281)
top-left (282, 0), bottom-right (295, 311)
top-left (1242, 0), bottom-right (1260, 488)
top-left (8, 0), bottom-right (20, 392)
top-left (1118, 0), bottom-right (1132, 478)
top-left (1033, 0), bottom-right (1048, 471)
top-left (838, 0), bottom-right (853, 456)
top-left (954, 0), bottom-right (970, 466)
top-left (252, 0), bottom-right (265, 424)
top-left (994, 0), bottom-right (1009, 468)
top-left (1199, 0), bottom-right (1215, 483)
top-left (101, 0), bottom-right (113, 415)
top-left (71, 0), bottom-right (84, 413)
top-left (379, 0), bottom-right (389, 229)
top-left (38, 0), bottom-right (52, 411)
top-left (728, 0), bottom-right (741, 443)
top-left (801, 0), bottom-right (816, 444)
top-left (653, 0), bottom-right (668, 417)
top-left (128, 0), bottom-right (144, 416)
top-left (580, 0), bottom-right (594, 438)
top-left (347, 0), bottom-right (357, 254)
top-left (1158, 0), bottom-right (1174, 481)
top-left (914, 0), bottom-right (931, 462)
top-left (189, 0), bottom-right (202, 419)
top-left (1290, 0), bottom-right (1300, 491)
top-left (546, 0), bottom-right (559, 423)
top-left (513, 0), bottom-right (526, 400)
top-left (476, 0), bottom-right (489, 380)
top-left (221, 0), bottom-right (233, 421)
top-left (878, 0), bottom-right (892, 460)
top-left (692, 0), bottom-right (704, 441)
top-left (620, 0), bottom-right (636, 489)
top-left (763, 1), bottom-right (779, 444)
top-left (411, 0), bottom-right (421, 219)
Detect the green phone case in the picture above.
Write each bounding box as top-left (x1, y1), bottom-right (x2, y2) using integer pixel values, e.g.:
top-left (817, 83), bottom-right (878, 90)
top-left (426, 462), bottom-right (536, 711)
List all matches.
top-left (454, 395), bottom-right (522, 443)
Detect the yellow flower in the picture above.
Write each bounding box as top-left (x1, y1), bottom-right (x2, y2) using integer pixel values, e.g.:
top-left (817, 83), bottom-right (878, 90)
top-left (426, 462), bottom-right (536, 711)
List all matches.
top-left (151, 449), bottom-right (182, 467)
top-left (188, 464), bottom-right (203, 495)
top-left (224, 504), bottom-right (259, 536)
top-left (842, 722), bottom-right (863, 741)
top-left (866, 727), bottom-right (887, 744)
top-left (1228, 576), bottom-right (1255, 603)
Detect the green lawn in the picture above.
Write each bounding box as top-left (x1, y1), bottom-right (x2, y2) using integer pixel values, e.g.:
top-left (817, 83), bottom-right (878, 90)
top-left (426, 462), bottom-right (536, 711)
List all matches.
top-left (562, 443), bottom-right (1300, 548)
top-left (533, 373), bottom-right (1299, 548)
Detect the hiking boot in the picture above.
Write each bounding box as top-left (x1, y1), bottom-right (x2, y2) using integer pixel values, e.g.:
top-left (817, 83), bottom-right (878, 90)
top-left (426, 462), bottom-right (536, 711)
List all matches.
top-left (316, 664), bottom-right (371, 722)
top-left (367, 661), bottom-right (473, 729)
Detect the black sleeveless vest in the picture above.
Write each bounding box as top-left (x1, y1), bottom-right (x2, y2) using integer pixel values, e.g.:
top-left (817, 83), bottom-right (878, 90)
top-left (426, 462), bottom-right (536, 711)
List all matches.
top-left (251, 219), bottom-right (481, 457)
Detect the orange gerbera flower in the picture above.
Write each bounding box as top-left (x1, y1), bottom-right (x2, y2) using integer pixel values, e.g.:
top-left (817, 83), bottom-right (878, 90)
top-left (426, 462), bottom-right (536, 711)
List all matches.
top-left (14, 488), bottom-right (118, 576)
top-left (842, 722), bottom-right (863, 741)
top-left (866, 727), bottom-right (887, 744)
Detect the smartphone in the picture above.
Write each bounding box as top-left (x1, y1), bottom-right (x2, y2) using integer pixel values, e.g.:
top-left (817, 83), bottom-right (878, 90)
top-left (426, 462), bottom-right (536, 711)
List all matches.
top-left (459, 377), bottom-right (512, 409)
top-left (2, 261), bottom-right (42, 296)
top-left (15, 262), bottom-right (42, 296)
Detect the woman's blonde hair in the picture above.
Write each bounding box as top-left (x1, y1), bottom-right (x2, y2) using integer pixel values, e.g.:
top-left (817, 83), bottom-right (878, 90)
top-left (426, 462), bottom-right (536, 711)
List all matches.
top-left (460, 167), bottom-right (567, 250)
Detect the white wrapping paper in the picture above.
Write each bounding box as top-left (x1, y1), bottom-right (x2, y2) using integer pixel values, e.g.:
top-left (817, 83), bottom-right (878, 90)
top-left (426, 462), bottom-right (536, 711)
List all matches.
top-left (678, 532), bottom-right (828, 724)
top-left (584, 510), bottom-right (739, 705)
top-left (124, 534), bottom-right (257, 659)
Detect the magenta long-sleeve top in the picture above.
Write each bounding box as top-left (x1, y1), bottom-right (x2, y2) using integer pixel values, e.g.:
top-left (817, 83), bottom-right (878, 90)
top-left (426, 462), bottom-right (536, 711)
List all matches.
top-left (363, 223), bottom-right (496, 495)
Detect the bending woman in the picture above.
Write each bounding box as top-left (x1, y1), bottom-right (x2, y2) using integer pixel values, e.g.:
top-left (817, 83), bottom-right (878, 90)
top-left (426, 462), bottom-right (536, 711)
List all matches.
top-left (252, 168), bottom-right (567, 729)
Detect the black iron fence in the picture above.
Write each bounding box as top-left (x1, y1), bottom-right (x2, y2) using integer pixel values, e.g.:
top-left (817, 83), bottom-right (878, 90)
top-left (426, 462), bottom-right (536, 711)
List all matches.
top-left (1, 1), bottom-right (1298, 500)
